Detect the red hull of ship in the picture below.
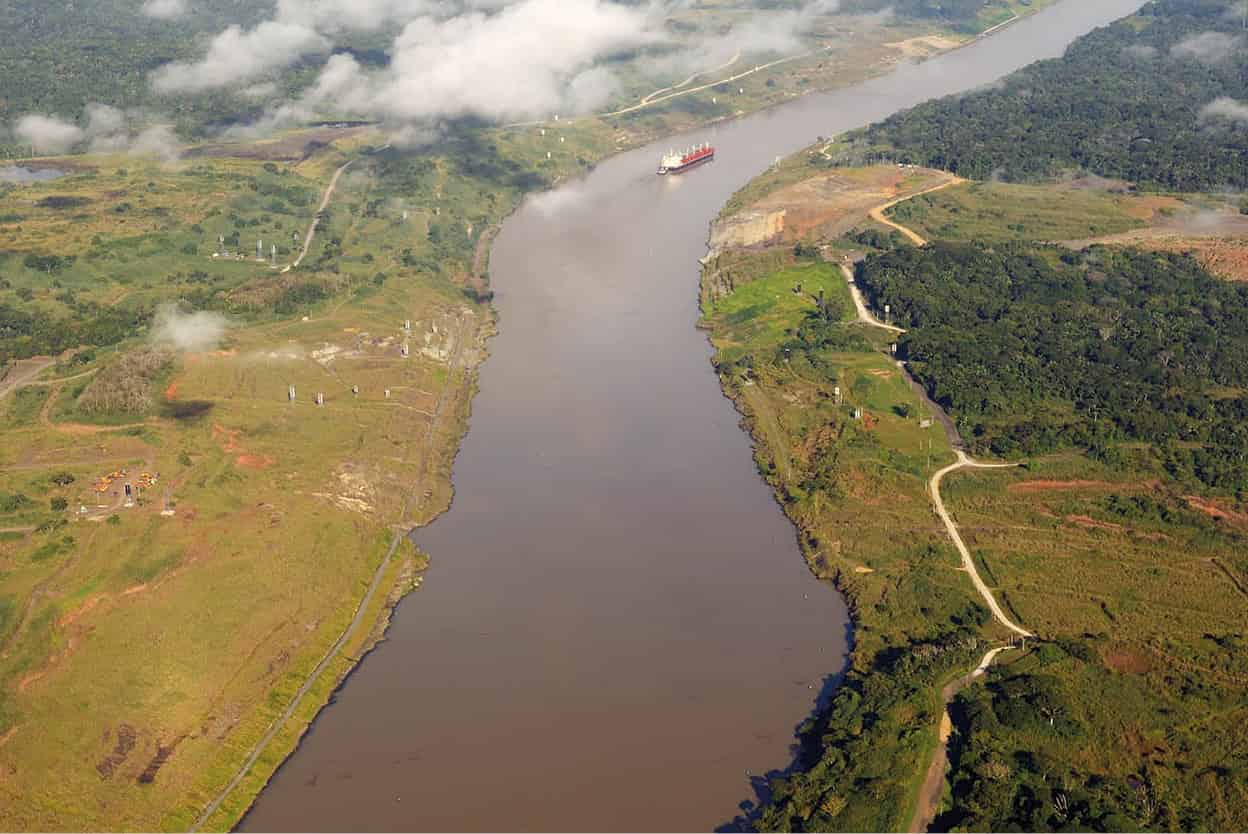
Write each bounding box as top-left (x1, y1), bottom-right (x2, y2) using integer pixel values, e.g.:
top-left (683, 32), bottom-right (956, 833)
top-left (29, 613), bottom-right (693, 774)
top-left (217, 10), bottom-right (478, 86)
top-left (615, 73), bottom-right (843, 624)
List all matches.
top-left (659, 148), bottom-right (715, 175)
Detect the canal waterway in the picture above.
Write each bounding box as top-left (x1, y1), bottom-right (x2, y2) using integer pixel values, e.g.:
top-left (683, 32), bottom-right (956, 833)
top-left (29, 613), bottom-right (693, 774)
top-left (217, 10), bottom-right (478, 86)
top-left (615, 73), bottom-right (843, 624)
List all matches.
top-left (241, 1), bottom-right (1147, 828)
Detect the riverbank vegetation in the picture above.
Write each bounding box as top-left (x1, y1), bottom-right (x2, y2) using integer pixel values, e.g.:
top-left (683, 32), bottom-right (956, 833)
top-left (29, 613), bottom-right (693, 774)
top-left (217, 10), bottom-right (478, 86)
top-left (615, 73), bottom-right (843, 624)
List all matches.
top-left (706, 0), bottom-right (1248, 813)
top-left (703, 233), bottom-right (1248, 834)
top-left (701, 252), bottom-right (1002, 832)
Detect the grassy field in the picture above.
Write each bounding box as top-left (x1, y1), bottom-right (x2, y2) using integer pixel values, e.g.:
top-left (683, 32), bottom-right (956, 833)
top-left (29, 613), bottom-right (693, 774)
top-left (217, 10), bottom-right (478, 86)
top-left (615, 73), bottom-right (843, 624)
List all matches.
top-left (884, 180), bottom-right (1163, 242)
top-left (934, 458), bottom-right (1248, 831)
top-left (0, 125), bottom-right (532, 829)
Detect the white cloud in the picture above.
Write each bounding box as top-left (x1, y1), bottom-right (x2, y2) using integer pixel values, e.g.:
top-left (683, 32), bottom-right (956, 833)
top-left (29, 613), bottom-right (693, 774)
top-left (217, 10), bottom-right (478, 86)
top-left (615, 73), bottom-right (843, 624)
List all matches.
top-left (274, 0), bottom-right (438, 32)
top-left (129, 125), bottom-right (182, 162)
top-left (240, 82), bottom-right (280, 101)
top-left (142, 0), bottom-right (188, 20)
top-left (1123, 43), bottom-right (1157, 59)
top-left (151, 21), bottom-right (329, 94)
top-left (1199, 95), bottom-right (1248, 124)
top-left (1170, 31), bottom-right (1241, 65)
top-left (150, 304), bottom-right (229, 352)
top-left (157, 0), bottom-right (839, 129)
top-left (307, 0), bottom-right (662, 123)
top-left (13, 105), bottom-right (181, 161)
top-left (14, 114), bottom-right (84, 154)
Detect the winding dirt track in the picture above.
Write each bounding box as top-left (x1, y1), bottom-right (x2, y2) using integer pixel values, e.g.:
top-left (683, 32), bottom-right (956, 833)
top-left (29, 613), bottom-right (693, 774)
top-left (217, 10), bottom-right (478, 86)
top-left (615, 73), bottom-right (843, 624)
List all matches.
top-left (282, 159), bottom-right (354, 274)
top-left (839, 262), bottom-right (904, 334)
top-left (0, 357), bottom-right (54, 401)
top-left (931, 451), bottom-right (1030, 637)
top-left (868, 176), bottom-right (963, 246)
top-left (638, 52), bottom-right (742, 105)
top-left (851, 188), bottom-right (1030, 832)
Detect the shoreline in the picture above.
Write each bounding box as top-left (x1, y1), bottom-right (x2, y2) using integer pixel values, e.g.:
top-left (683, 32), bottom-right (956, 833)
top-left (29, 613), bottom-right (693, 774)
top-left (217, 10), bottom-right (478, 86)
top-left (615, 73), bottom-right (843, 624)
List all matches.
top-left (199, 5), bottom-right (1065, 828)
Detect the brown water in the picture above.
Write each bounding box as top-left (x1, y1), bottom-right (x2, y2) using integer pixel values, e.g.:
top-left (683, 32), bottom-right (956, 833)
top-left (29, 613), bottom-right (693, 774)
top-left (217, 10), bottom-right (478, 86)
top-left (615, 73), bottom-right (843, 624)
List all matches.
top-left (241, 3), bottom-right (1146, 829)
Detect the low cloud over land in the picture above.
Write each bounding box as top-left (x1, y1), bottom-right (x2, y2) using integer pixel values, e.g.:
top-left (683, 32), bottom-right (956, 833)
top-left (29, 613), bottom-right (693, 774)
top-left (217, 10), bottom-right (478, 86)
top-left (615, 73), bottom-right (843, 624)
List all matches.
top-left (150, 0), bottom-right (841, 131)
top-left (1170, 30), bottom-right (1242, 64)
top-left (142, 0), bottom-right (188, 19)
top-left (1199, 95), bottom-right (1248, 124)
top-left (150, 304), bottom-right (229, 353)
top-left (9, 106), bottom-right (180, 160)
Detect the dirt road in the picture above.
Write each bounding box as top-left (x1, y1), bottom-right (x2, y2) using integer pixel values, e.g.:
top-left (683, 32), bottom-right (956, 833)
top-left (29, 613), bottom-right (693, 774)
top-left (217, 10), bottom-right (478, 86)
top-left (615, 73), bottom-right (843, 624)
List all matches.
top-left (868, 176), bottom-right (963, 246)
top-left (908, 645), bottom-right (1011, 832)
top-left (849, 188), bottom-right (1031, 832)
top-left (0, 357), bottom-right (54, 401)
top-left (930, 451), bottom-right (1030, 637)
top-left (839, 262), bottom-right (905, 333)
top-left (283, 159), bottom-right (354, 274)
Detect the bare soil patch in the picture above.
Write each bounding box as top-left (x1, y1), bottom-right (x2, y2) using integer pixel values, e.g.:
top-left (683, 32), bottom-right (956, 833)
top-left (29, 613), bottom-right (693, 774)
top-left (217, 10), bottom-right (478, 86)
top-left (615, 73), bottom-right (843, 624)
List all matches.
top-left (1010, 479), bottom-right (1123, 493)
top-left (884, 34), bottom-right (963, 58)
top-left (1066, 514), bottom-right (1124, 532)
top-left (1103, 650), bottom-right (1153, 675)
top-left (754, 165), bottom-right (946, 243)
top-left (1186, 496), bottom-right (1248, 527)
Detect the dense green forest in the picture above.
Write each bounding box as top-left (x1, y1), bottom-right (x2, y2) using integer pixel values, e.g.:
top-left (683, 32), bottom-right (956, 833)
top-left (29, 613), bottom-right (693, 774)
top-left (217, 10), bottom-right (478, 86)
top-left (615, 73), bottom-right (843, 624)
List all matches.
top-left (842, 0), bottom-right (1248, 190)
top-left (935, 635), bottom-right (1248, 833)
top-left (856, 242), bottom-right (1248, 491)
top-left (0, 1), bottom-right (268, 136)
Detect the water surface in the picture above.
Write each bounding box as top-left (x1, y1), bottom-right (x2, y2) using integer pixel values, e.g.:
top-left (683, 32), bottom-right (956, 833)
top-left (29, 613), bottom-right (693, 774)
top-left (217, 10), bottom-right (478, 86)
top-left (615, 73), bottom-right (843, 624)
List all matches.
top-left (242, 2), bottom-right (1147, 829)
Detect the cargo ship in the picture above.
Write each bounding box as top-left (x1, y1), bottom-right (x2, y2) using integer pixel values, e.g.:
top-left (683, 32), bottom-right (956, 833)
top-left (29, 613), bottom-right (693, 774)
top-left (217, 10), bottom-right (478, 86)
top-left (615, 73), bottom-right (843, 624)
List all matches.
top-left (657, 143), bottom-right (714, 175)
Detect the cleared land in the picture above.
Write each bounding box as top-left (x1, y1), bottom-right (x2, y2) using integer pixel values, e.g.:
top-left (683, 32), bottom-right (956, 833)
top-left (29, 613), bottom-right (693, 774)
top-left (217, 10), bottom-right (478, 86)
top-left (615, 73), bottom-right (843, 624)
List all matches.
top-left (0, 130), bottom-right (513, 830)
top-left (880, 177), bottom-right (1248, 282)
